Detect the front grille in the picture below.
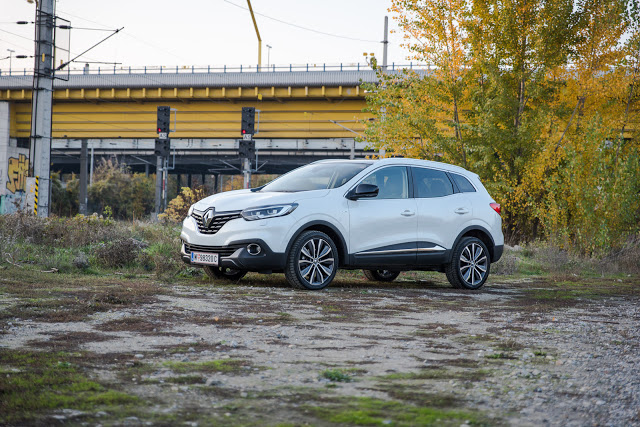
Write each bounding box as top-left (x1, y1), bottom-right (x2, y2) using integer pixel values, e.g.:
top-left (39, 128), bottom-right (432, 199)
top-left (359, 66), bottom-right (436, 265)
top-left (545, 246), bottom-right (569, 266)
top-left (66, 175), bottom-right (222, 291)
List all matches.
top-left (183, 242), bottom-right (243, 257)
top-left (191, 209), bottom-right (242, 234)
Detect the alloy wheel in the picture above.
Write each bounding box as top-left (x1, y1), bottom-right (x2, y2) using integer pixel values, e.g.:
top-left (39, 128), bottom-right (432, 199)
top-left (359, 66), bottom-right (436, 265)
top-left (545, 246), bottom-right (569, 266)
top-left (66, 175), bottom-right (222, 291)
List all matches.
top-left (459, 242), bottom-right (488, 287)
top-left (297, 237), bottom-right (335, 287)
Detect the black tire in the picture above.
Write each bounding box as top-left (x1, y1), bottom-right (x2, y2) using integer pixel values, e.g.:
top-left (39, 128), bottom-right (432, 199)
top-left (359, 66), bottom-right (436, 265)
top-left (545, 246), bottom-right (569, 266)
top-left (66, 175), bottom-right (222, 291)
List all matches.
top-left (203, 266), bottom-right (247, 282)
top-left (362, 269), bottom-right (400, 282)
top-left (285, 230), bottom-right (338, 290)
top-left (445, 237), bottom-right (491, 290)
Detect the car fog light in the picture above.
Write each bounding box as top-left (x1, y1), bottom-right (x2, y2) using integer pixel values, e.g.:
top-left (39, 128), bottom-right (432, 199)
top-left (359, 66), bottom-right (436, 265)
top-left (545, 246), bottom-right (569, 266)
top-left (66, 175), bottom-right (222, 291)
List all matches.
top-left (247, 243), bottom-right (262, 255)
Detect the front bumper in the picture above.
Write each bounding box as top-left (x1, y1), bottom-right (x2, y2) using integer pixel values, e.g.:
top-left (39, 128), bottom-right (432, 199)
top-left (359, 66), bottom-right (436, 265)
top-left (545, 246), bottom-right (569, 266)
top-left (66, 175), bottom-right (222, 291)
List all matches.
top-left (181, 239), bottom-right (286, 272)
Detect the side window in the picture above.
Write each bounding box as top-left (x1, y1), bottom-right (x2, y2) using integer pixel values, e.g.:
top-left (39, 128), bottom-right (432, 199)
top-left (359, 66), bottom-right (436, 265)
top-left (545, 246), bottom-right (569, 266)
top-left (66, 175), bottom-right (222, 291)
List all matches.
top-left (359, 166), bottom-right (409, 199)
top-left (413, 167), bottom-right (454, 198)
top-left (450, 173), bottom-right (477, 193)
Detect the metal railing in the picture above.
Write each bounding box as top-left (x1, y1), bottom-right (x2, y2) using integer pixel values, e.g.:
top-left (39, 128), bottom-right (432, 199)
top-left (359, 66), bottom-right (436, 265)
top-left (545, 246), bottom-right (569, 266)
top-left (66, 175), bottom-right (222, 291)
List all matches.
top-left (0, 62), bottom-right (431, 77)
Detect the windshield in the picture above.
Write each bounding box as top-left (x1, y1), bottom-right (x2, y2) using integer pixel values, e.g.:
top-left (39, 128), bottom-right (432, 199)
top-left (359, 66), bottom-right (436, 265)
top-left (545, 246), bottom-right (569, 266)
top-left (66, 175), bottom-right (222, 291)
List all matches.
top-left (260, 162), bottom-right (371, 192)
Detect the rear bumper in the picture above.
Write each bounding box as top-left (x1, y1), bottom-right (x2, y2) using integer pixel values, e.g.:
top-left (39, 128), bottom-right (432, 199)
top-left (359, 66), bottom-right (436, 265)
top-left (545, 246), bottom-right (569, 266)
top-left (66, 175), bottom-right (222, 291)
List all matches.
top-left (181, 239), bottom-right (286, 272)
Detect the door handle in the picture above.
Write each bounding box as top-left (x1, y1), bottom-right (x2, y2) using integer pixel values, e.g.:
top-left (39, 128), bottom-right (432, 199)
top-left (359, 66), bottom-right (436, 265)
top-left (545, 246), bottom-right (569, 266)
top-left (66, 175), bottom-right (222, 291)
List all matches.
top-left (401, 210), bottom-right (415, 217)
top-left (455, 208), bottom-right (469, 215)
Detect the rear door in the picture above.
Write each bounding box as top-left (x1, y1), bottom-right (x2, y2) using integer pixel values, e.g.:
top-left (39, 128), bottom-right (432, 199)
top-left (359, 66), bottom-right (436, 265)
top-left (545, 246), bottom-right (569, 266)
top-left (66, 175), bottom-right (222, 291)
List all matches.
top-left (412, 167), bottom-right (472, 264)
top-left (347, 166), bottom-right (417, 266)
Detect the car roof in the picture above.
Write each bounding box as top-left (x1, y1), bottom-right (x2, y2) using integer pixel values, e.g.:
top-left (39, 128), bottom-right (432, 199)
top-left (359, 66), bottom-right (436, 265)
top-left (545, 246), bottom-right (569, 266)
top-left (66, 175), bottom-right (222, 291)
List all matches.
top-left (314, 157), bottom-right (476, 177)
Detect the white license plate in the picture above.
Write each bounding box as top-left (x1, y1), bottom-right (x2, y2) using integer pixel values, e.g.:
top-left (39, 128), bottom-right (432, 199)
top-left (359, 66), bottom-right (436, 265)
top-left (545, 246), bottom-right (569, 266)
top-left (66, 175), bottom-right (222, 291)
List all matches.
top-left (191, 251), bottom-right (218, 266)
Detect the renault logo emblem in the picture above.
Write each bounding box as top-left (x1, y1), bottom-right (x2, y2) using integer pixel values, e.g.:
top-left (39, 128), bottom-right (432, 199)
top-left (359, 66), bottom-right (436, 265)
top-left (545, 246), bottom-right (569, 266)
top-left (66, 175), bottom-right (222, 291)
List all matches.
top-left (203, 208), bottom-right (216, 229)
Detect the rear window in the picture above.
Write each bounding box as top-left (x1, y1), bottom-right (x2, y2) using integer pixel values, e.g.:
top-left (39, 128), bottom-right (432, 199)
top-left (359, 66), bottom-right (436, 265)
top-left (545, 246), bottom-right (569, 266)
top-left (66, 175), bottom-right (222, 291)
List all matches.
top-left (450, 173), bottom-right (476, 193)
top-left (413, 167), bottom-right (454, 198)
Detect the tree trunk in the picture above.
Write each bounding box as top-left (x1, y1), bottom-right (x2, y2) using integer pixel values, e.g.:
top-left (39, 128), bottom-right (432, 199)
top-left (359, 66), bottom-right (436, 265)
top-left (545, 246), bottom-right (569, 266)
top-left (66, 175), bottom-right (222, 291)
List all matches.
top-left (615, 81), bottom-right (635, 167)
top-left (452, 97), bottom-right (467, 168)
top-left (575, 96), bottom-right (586, 132)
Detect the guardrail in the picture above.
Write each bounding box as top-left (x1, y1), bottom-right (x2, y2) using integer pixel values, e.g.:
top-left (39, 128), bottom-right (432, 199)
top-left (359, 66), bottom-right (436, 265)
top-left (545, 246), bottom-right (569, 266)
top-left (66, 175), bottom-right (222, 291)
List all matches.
top-left (0, 62), bottom-right (431, 77)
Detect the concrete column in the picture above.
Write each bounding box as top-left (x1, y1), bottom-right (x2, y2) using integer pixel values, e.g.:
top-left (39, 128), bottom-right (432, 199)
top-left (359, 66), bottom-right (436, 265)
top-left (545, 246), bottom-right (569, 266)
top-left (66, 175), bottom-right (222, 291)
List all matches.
top-left (0, 102), bottom-right (10, 214)
top-left (0, 102), bottom-right (30, 214)
top-left (79, 139), bottom-right (88, 214)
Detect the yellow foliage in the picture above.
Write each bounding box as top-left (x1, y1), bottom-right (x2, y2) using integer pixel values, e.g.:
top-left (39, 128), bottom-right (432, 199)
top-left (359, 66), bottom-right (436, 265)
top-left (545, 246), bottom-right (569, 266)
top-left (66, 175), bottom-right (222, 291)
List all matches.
top-left (162, 186), bottom-right (208, 223)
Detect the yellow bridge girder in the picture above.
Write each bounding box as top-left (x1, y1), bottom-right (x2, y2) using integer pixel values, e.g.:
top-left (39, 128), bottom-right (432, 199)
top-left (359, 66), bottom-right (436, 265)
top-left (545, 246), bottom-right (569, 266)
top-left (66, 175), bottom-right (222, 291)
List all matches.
top-left (3, 85), bottom-right (371, 140)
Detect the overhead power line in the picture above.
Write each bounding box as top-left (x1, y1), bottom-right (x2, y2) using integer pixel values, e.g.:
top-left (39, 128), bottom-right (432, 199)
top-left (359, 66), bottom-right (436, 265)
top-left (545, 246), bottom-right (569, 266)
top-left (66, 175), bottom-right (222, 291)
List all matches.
top-left (222, 0), bottom-right (379, 43)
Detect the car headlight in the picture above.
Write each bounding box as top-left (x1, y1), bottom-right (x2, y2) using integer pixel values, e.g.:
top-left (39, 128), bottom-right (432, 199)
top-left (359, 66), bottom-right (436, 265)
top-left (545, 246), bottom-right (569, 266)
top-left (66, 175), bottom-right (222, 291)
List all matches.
top-left (241, 203), bottom-right (298, 221)
top-left (187, 204), bottom-right (194, 217)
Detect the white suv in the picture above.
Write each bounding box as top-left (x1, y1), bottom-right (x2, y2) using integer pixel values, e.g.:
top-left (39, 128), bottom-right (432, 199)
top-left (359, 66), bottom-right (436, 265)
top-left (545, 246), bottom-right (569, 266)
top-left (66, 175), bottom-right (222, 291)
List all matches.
top-left (180, 158), bottom-right (503, 290)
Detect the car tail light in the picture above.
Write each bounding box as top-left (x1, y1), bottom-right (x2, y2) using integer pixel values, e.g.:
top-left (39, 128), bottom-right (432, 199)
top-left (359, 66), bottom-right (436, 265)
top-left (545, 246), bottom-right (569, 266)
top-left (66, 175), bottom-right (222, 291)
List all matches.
top-left (490, 203), bottom-right (501, 215)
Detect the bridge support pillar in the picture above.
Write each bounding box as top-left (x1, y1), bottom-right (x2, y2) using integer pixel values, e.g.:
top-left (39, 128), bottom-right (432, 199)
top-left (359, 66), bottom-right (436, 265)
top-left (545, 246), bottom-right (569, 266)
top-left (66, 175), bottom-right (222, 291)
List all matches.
top-left (0, 102), bottom-right (31, 215)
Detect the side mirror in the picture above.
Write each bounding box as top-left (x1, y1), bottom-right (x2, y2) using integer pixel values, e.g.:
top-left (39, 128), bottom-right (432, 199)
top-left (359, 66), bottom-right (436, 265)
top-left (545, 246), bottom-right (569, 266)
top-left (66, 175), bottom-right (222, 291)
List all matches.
top-left (347, 184), bottom-right (379, 200)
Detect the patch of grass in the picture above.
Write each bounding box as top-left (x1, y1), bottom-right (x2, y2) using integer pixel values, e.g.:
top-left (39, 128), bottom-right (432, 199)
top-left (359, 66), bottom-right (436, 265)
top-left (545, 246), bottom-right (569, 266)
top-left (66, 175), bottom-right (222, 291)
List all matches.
top-left (0, 268), bottom-right (167, 322)
top-left (96, 316), bottom-right (163, 333)
top-left (310, 397), bottom-right (489, 426)
top-left (375, 383), bottom-right (460, 408)
top-left (275, 311), bottom-right (295, 321)
top-left (380, 367), bottom-right (490, 382)
top-left (496, 339), bottom-right (524, 352)
top-left (485, 353), bottom-right (517, 360)
top-left (0, 350), bottom-right (139, 424)
top-left (321, 369), bottom-right (353, 382)
top-left (166, 375), bottom-right (206, 384)
top-left (164, 359), bottom-right (257, 374)
top-left (414, 324), bottom-right (461, 337)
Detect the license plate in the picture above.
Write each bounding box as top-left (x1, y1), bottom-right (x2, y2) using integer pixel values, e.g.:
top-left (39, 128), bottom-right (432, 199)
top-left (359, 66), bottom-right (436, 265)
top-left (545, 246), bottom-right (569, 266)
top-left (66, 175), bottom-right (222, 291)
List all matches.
top-left (191, 251), bottom-right (218, 266)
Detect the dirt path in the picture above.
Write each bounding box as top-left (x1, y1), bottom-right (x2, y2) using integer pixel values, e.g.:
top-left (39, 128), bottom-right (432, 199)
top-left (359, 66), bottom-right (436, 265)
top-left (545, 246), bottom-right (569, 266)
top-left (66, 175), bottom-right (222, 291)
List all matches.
top-left (1, 272), bottom-right (639, 426)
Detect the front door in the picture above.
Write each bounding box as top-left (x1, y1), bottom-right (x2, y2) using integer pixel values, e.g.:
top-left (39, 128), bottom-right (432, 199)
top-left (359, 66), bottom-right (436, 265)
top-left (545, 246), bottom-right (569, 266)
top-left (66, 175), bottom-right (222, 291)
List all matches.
top-left (347, 166), bottom-right (417, 266)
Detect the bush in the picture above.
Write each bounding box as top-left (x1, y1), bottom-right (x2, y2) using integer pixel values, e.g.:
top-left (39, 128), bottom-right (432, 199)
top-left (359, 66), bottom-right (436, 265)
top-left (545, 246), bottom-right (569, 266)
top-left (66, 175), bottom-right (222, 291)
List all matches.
top-left (94, 238), bottom-right (147, 268)
top-left (0, 211), bottom-right (127, 248)
top-left (162, 186), bottom-right (208, 223)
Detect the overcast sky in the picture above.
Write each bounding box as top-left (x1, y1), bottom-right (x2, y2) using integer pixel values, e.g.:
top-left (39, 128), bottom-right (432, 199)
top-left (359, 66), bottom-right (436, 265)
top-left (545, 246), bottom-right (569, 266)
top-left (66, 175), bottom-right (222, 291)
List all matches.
top-left (1, 0), bottom-right (412, 73)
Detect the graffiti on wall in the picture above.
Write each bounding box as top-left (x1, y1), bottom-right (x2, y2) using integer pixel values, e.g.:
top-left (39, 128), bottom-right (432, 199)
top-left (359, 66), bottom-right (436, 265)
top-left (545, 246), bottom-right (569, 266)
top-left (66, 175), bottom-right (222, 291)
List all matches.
top-left (6, 153), bottom-right (28, 194)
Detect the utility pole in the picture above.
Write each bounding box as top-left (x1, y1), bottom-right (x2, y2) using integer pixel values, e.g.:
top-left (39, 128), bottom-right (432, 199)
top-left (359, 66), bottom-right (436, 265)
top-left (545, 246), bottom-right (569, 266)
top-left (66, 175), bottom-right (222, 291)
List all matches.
top-left (7, 49), bottom-right (14, 74)
top-left (30, 0), bottom-right (55, 217)
top-left (240, 107), bottom-right (256, 189)
top-left (154, 106), bottom-right (171, 219)
top-left (247, 0), bottom-right (262, 69)
top-left (382, 16), bottom-right (389, 72)
top-left (79, 139), bottom-right (88, 215)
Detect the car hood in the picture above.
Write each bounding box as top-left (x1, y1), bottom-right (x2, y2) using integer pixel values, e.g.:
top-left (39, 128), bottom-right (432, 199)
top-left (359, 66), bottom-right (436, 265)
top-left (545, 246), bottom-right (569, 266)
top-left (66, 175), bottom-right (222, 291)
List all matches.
top-left (193, 189), bottom-right (330, 212)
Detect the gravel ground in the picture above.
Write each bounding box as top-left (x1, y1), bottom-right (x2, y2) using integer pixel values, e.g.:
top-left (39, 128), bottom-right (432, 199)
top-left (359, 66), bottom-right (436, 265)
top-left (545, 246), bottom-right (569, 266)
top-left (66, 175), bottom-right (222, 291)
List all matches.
top-left (1, 273), bottom-right (639, 426)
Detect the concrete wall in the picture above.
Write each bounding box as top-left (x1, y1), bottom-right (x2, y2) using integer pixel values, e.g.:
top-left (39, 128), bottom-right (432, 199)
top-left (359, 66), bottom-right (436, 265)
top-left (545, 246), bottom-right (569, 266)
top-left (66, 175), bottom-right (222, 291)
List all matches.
top-left (0, 102), bottom-right (29, 214)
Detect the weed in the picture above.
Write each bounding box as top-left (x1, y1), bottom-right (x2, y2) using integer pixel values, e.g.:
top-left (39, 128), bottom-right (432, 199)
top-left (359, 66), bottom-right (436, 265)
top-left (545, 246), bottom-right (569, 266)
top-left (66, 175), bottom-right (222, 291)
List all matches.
top-left (95, 238), bottom-right (146, 268)
top-left (321, 369), bottom-right (353, 382)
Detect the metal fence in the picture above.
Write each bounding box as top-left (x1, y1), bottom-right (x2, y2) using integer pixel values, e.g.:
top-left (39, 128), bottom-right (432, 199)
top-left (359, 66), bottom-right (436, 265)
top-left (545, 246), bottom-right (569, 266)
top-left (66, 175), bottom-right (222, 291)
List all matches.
top-left (0, 62), bottom-right (432, 77)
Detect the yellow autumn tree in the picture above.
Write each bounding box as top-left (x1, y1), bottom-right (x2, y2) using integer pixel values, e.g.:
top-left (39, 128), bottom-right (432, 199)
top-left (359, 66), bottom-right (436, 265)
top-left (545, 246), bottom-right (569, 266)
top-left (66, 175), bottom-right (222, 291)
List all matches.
top-left (363, 0), bottom-right (640, 252)
top-left (363, 0), bottom-right (474, 166)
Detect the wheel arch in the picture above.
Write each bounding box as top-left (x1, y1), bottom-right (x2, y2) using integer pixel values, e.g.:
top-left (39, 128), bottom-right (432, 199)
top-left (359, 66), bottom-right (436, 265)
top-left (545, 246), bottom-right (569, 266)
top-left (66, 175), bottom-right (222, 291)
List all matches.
top-left (285, 221), bottom-right (348, 267)
top-left (452, 226), bottom-right (496, 262)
